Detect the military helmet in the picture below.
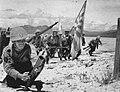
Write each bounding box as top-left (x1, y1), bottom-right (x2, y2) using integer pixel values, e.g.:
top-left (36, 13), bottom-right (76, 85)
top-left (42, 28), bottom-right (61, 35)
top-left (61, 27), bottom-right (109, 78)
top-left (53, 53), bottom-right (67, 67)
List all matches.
top-left (83, 33), bottom-right (85, 36)
top-left (65, 31), bottom-right (69, 33)
top-left (52, 30), bottom-right (58, 35)
top-left (96, 35), bottom-right (101, 39)
top-left (35, 29), bottom-right (41, 33)
top-left (65, 31), bottom-right (69, 35)
top-left (10, 27), bottom-right (28, 41)
top-left (53, 30), bottom-right (58, 33)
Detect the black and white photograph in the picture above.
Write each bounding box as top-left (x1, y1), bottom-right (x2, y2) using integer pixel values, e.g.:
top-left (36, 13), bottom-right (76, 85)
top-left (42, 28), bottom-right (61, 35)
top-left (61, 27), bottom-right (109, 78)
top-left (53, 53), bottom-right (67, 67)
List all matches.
top-left (0, 0), bottom-right (120, 92)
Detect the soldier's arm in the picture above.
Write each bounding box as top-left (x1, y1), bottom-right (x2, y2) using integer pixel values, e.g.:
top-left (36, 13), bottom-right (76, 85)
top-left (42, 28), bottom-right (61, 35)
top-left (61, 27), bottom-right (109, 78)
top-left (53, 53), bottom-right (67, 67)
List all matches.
top-left (29, 44), bottom-right (47, 65)
top-left (99, 40), bottom-right (102, 45)
top-left (29, 44), bottom-right (38, 67)
top-left (88, 40), bottom-right (93, 46)
top-left (2, 47), bottom-right (23, 80)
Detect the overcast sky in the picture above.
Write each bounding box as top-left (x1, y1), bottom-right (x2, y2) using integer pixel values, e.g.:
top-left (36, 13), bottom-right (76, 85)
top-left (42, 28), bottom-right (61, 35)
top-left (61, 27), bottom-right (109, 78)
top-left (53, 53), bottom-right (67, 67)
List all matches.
top-left (0, 0), bottom-right (120, 27)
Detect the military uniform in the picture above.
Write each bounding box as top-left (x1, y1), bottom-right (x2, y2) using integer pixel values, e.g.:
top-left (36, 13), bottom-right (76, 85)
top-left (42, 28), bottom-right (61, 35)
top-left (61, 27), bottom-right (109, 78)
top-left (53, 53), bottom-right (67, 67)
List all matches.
top-left (31, 30), bottom-right (45, 54)
top-left (2, 43), bottom-right (37, 87)
top-left (47, 31), bottom-right (60, 58)
top-left (1, 27), bottom-right (45, 91)
top-left (59, 31), bottom-right (73, 60)
top-left (0, 30), bottom-right (10, 60)
top-left (88, 36), bottom-right (102, 56)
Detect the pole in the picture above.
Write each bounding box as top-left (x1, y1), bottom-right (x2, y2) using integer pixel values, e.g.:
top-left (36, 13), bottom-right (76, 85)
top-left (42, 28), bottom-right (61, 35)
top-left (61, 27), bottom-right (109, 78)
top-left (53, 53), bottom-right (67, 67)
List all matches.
top-left (113, 18), bottom-right (120, 79)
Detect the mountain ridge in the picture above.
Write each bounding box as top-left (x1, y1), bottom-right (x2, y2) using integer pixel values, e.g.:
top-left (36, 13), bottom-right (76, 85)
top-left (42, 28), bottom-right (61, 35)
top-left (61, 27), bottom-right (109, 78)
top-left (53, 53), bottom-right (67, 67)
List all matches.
top-left (0, 24), bottom-right (117, 38)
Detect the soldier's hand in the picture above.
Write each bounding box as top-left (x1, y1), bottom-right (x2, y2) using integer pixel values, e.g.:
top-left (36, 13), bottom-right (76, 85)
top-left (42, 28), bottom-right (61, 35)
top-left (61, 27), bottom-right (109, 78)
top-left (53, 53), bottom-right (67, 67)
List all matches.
top-left (20, 72), bottom-right (30, 82)
top-left (38, 49), bottom-right (47, 59)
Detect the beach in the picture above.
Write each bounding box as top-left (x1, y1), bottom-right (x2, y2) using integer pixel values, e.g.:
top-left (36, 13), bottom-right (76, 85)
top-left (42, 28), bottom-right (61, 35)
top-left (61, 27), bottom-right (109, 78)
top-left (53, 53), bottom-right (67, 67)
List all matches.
top-left (0, 37), bottom-right (120, 92)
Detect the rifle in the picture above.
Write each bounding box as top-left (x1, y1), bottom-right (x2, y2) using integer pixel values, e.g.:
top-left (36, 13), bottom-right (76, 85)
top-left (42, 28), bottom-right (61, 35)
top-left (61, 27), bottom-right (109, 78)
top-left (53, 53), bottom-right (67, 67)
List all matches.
top-left (83, 46), bottom-right (90, 50)
top-left (83, 43), bottom-right (103, 51)
top-left (23, 56), bottom-right (46, 90)
top-left (27, 22), bottom-right (58, 43)
top-left (48, 46), bottom-right (69, 49)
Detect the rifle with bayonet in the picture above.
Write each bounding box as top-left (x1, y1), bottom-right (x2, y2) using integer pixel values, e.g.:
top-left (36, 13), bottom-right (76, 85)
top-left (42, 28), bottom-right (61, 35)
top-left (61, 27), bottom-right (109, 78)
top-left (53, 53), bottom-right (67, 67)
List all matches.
top-left (27, 22), bottom-right (58, 43)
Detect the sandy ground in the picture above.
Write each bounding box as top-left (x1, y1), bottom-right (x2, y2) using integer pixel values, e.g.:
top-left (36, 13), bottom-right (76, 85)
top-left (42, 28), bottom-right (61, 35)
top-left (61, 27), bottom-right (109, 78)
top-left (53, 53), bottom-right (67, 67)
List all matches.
top-left (0, 50), bottom-right (120, 92)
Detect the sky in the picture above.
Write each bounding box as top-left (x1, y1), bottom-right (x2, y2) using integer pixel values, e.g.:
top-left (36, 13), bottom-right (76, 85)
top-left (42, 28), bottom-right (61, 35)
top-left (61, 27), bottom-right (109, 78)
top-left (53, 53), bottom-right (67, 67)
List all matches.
top-left (0, 0), bottom-right (120, 28)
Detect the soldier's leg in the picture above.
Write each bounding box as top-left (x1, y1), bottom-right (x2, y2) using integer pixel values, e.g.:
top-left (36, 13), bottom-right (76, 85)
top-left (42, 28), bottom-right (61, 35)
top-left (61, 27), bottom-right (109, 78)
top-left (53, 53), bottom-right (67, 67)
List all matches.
top-left (49, 48), bottom-right (53, 58)
top-left (62, 48), bottom-right (67, 60)
top-left (64, 48), bottom-right (70, 60)
top-left (68, 46), bottom-right (71, 59)
top-left (4, 75), bottom-right (26, 88)
top-left (89, 46), bottom-right (95, 56)
top-left (89, 47), bottom-right (92, 56)
top-left (58, 48), bottom-right (62, 60)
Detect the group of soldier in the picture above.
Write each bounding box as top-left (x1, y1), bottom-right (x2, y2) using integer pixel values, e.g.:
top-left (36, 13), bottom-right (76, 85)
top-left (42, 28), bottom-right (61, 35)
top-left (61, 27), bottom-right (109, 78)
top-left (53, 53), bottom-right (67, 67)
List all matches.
top-left (0, 27), bottom-right (102, 63)
top-left (29, 29), bottom-right (102, 60)
top-left (30, 29), bottom-right (73, 61)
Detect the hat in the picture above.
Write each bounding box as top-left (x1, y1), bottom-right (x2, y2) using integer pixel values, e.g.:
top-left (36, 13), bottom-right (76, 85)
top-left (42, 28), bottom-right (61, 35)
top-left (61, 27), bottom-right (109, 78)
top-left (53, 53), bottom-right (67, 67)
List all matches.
top-left (10, 27), bottom-right (28, 41)
top-left (35, 29), bottom-right (41, 33)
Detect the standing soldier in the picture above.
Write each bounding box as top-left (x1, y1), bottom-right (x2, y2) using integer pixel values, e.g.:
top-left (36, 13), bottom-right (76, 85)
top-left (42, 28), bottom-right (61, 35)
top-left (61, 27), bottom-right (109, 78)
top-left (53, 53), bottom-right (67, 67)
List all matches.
top-left (47, 31), bottom-right (60, 58)
top-left (62, 31), bottom-right (73, 60)
top-left (82, 33), bottom-right (86, 46)
top-left (57, 31), bottom-right (63, 60)
top-left (0, 28), bottom-right (10, 62)
top-left (88, 35), bottom-right (102, 56)
top-left (31, 29), bottom-right (44, 54)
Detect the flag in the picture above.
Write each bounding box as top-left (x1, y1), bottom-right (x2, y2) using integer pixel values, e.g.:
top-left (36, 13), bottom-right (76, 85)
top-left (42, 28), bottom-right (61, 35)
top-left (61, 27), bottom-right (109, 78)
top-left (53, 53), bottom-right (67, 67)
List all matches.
top-left (58, 17), bottom-right (62, 34)
top-left (71, 0), bottom-right (87, 59)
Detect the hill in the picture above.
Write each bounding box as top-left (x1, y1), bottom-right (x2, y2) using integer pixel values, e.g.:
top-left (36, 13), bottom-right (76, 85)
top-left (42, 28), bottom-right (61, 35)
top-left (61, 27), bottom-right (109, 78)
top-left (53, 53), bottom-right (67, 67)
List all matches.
top-left (20, 25), bottom-right (53, 34)
top-left (0, 24), bottom-right (117, 38)
top-left (84, 30), bottom-right (117, 38)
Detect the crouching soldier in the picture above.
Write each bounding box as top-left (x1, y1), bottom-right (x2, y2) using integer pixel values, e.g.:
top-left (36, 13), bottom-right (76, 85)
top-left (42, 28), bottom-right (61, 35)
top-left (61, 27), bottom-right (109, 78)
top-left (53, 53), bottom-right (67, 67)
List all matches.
top-left (1, 27), bottom-right (47, 91)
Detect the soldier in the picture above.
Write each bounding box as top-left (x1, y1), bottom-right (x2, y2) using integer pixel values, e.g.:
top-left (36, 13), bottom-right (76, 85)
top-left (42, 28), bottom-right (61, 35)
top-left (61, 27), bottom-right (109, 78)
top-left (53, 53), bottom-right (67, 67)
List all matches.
top-left (62, 31), bottom-right (73, 60)
top-left (47, 31), bottom-right (60, 58)
top-left (0, 28), bottom-right (10, 61)
top-left (82, 33), bottom-right (86, 46)
top-left (57, 31), bottom-right (64, 60)
top-left (88, 35), bottom-right (102, 56)
top-left (31, 29), bottom-right (44, 54)
top-left (1, 27), bottom-right (47, 91)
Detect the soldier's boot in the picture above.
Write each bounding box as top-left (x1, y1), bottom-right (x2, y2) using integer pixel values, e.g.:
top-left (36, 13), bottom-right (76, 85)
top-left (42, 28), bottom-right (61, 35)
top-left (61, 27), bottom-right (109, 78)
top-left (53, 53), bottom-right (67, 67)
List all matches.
top-left (63, 56), bottom-right (67, 60)
top-left (46, 56), bottom-right (49, 64)
top-left (89, 50), bottom-right (93, 56)
top-left (34, 81), bottom-right (43, 91)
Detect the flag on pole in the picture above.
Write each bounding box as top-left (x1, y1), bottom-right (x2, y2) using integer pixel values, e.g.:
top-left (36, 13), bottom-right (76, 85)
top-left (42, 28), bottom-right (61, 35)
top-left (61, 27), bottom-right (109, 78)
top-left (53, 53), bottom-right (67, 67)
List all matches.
top-left (71, 0), bottom-right (87, 59)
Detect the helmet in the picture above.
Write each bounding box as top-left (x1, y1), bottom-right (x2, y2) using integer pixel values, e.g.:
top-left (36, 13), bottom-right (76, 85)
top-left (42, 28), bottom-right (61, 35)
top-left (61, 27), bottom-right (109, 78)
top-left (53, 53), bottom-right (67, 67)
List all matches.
top-left (10, 27), bottom-right (28, 41)
top-left (65, 31), bottom-right (69, 34)
top-left (35, 29), bottom-right (40, 33)
top-left (53, 30), bottom-right (58, 33)
top-left (96, 35), bottom-right (101, 39)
